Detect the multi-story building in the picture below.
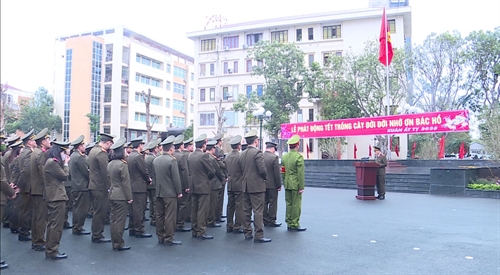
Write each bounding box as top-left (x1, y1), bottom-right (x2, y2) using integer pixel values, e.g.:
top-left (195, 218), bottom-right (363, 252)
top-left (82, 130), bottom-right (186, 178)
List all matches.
top-left (0, 84), bottom-right (34, 131)
top-left (53, 26), bottom-right (195, 142)
top-left (187, 2), bottom-right (412, 159)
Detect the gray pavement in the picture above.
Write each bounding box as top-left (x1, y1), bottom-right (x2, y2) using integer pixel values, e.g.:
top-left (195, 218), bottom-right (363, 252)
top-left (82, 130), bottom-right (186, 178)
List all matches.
top-left (1, 188), bottom-right (499, 274)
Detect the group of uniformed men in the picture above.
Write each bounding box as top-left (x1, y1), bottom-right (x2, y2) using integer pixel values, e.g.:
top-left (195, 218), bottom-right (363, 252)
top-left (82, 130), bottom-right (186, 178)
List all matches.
top-left (0, 127), bottom-right (306, 266)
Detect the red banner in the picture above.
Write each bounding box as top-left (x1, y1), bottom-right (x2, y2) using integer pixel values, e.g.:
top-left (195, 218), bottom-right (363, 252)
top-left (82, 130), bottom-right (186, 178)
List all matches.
top-left (280, 110), bottom-right (469, 139)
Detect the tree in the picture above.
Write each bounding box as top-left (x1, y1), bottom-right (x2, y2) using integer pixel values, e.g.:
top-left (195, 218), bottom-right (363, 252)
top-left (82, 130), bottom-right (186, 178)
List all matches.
top-left (183, 124), bottom-right (193, 140)
top-left (85, 113), bottom-right (100, 142)
top-left (445, 132), bottom-right (472, 154)
top-left (234, 41), bottom-right (309, 140)
top-left (479, 103), bottom-right (500, 160)
top-left (141, 88), bottom-right (156, 142)
top-left (413, 31), bottom-right (466, 112)
top-left (460, 27), bottom-right (500, 113)
top-left (0, 84), bottom-right (8, 130)
top-left (215, 99), bottom-right (227, 134)
top-left (4, 87), bottom-right (62, 134)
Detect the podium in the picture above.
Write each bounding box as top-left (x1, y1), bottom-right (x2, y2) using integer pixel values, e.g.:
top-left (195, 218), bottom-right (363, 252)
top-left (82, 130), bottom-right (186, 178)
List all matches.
top-left (353, 162), bottom-right (380, 200)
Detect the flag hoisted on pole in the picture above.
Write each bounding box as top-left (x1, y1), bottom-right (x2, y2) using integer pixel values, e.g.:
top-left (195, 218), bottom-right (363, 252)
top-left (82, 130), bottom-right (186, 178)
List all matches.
top-left (379, 7), bottom-right (394, 158)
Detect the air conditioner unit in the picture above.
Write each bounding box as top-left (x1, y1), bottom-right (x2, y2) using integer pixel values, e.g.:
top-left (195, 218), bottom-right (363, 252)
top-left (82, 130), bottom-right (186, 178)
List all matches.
top-left (224, 46), bottom-right (229, 51)
top-left (228, 68), bottom-right (233, 74)
top-left (182, 95), bottom-right (186, 99)
top-left (242, 44), bottom-right (248, 49)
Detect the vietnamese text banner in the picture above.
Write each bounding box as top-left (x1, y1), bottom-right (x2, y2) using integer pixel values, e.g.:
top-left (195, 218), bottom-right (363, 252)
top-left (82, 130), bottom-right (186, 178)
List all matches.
top-left (280, 110), bottom-right (469, 139)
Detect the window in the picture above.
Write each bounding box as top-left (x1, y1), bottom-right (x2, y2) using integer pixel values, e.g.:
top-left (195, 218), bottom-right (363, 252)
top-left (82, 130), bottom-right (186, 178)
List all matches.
top-left (308, 54), bottom-right (314, 66)
top-left (136, 74), bottom-right (161, 87)
top-left (223, 36), bottom-right (239, 49)
top-left (224, 111), bottom-right (238, 126)
top-left (271, 30), bottom-right (288, 43)
top-left (165, 98), bottom-right (171, 108)
top-left (308, 108), bottom-right (314, 122)
top-left (165, 116), bottom-right (170, 125)
top-left (90, 42), bottom-right (102, 142)
top-left (223, 62), bottom-right (228, 74)
top-left (389, 19), bottom-right (396, 33)
top-left (135, 93), bottom-right (160, 105)
top-left (201, 39), bottom-right (216, 52)
top-left (174, 66), bottom-right (186, 79)
top-left (166, 64), bottom-right (171, 73)
top-left (200, 113), bottom-right (215, 126)
top-left (246, 33), bottom-right (263, 46)
top-left (131, 131), bottom-right (137, 139)
top-left (135, 112), bottom-right (147, 122)
top-left (166, 81), bottom-right (171, 90)
top-left (257, 85), bottom-right (263, 97)
top-left (209, 88), bottom-right (215, 101)
top-left (190, 105), bottom-right (194, 113)
top-left (297, 109), bottom-right (303, 122)
top-left (173, 83), bottom-right (185, 95)
top-left (308, 28), bottom-right (314, 40)
top-left (323, 52), bottom-right (342, 65)
top-left (64, 48), bottom-right (73, 142)
top-left (245, 111), bottom-right (259, 125)
top-left (151, 97), bottom-right (160, 105)
top-left (200, 89), bottom-right (206, 102)
top-left (190, 72), bottom-right (194, 81)
top-left (246, 59), bottom-right (252, 73)
top-left (257, 60), bottom-right (263, 68)
top-left (246, 85), bottom-right (252, 98)
top-left (136, 54), bottom-right (162, 70)
top-left (296, 29), bottom-right (302, 42)
top-left (190, 88), bottom-right (194, 99)
top-left (233, 61), bottom-right (238, 73)
top-left (173, 116), bottom-right (185, 127)
top-left (223, 87), bottom-right (230, 100)
top-left (173, 99), bottom-right (185, 111)
top-left (200, 64), bottom-right (206, 76)
top-left (323, 25), bottom-right (341, 39)
top-left (210, 64), bottom-right (215, 76)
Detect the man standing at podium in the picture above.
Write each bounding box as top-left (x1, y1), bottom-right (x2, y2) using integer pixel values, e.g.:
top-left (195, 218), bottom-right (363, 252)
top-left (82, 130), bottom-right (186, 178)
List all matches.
top-left (373, 146), bottom-right (387, 200)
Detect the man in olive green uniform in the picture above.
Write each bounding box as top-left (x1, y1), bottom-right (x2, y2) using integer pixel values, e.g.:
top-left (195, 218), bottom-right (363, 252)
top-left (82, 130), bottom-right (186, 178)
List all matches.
top-left (17, 129), bottom-right (35, 242)
top-left (2, 135), bottom-right (20, 229)
top-left (239, 130), bottom-right (271, 243)
top-left (88, 133), bottom-right (114, 243)
top-left (154, 136), bottom-right (183, 245)
top-left (224, 135), bottom-right (244, 234)
top-left (69, 135), bottom-right (91, 235)
top-left (182, 138), bottom-right (194, 222)
top-left (30, 128), bottom-right (51, 251)
top-left (206, 140), bottom-right (225, 228)
top-left (127, 138), bottom-right (152, 238)
top-left (374, 146), bottom-right (387, 200)
top-left (263, 141), bottom-right (282, 227)
top-left (213, 133), bottom-right (226, 222)
top-left (188, 134), bottom-right (215, 240)
top-left (172, 135), bottom-right (191, 232)
top-left (144, 140), bottom-right (159, 226)
top-left (282, 135), bottom-right (306, 232)
top-left (62, 146), bottom-right (73, 230)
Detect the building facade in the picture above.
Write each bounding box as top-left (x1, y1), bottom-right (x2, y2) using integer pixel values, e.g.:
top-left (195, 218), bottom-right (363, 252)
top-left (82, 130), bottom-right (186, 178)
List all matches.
top-left (53, 26), bottom-right (195, 142)
top-left (187, 5), bottom-right (412, 159)
top-left (0, 84), bottom-right (34, 132)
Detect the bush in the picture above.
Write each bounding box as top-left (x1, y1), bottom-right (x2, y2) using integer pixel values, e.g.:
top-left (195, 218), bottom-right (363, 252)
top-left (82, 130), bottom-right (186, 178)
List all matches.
top-left (467, 177), bottom-right (500, 190)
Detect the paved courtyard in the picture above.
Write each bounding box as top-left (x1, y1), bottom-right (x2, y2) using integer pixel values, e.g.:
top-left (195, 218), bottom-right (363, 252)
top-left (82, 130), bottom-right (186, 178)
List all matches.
top-left (1, 188), bottom-right (499, 274)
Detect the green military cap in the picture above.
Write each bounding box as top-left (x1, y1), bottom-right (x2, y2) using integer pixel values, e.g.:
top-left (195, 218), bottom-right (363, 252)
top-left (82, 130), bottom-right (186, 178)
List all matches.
top-left (241, 144), bottom-right (248, 151)
top-left (213, 133), bottom-right (223, 141)
top-left (144, 140), bottom-right (159, 151)
top-left (160, 135), bottom-right (175, 146)
top-left (6, 135), bottom-right (20, 145)
top-left (229, 135), bottom-right (242, 145)
top-left (130, 137), bottom-right (145, 148)
top-left (244, 130), bottom-right (258, 139)
top-left (110, 137), bottom-right (127, 150)
top-left (21, 129), bottom-right (35, 142)
top-left (373, 146), bottom-right (381, 151)
top-left (52, 140), bottom-right (71, 150)
top-left (99, 133), bottom-right (115, 143)
top-left (33, 128), bottom-right (50, 141)
top-left (85, 142), bottom-right (96, 150)
top-left (194, 133), bottom-right (207, 143)
top-left (206, 140), bottom-right (217, 150)
top-left (265, 141), bottom-right (278, 148)
top-left (286, 135), bottom-right (300, 145)
top-left (174, 135), bottom-right (185, 145)
top-left (70, 135), bottom-right (85, 146)
top-left (11, 140), bottom-right (23, 148)
top-left (183, 137), bottom-right (193, 146)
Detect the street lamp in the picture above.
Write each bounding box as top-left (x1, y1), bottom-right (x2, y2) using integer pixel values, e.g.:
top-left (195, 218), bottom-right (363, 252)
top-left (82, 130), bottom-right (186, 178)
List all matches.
top-left (252, 106), bottom-right (272, 150)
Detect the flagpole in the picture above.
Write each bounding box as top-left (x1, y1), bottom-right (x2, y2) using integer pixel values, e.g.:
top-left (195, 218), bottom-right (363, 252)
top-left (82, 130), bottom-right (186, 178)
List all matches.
top-left (384, 9), bottom-right (391, 160)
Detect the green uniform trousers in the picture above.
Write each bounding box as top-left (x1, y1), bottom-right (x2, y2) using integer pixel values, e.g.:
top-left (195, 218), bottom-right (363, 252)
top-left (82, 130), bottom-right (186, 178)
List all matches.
top-left (264, 188), bottom-right (279, 225)
top-left (72, 191), bottom-right (90, 233)
top-left (216, 185), bottom-right (225, 219)
top-left (376, 174), bottom-right (386, 195)
top-left (242, 192), bottom-right (265, 239)
top-left (17, 193), bottom-right (32, 237)
top-left (147, 189), bottom-right (156, 220)
top-left (207, 189), bottom-right (220, 226)
top-left (31, 195), bottom-right (47, 246)
top-left (176, 190), bottom-right (189, 228)
top-left (45, 201), bottom-right (65, 257)
top-left (110, 200), bottom-right (128, 249)
top-left (226, 191), bottom-right (243, 231)
top-left (156, 197), bottom-right (177, 242)
top-left (285, 190), bottom-right (302, 229)
top-left (90, 190), bottom-right (109, 241)
top-left (191, 193), bottom-right (209, 237)
top-left (128, 193), bottom-right (146, 234)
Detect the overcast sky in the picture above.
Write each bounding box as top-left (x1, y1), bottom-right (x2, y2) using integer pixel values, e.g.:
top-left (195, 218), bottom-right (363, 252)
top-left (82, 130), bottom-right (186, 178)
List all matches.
top-left (1, 0), bottom-right (499, 92)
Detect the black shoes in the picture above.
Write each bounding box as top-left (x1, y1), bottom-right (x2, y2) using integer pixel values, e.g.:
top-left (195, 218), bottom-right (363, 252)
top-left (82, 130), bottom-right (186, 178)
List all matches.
top-left (226, 228), bottom-right (233, 233)
top-left (165, 240), bottom-right (182, 246)
top-left (244, 235), bottom-right (253, 241)
top-left (113, 245), bottom-right (131, 251)
top-left (47, 253), bottom-right (67, 260)
top-left (196, 235), bottom-right (213, 240)
top-left (63, 223), bottom-right (73, 229)
top-left (254, 238), bottom-right (272, 243)
top-left (10, 228), bottom-right (19, 234)
top-left (143, 217), bottom-right (150, 222)
top-left (216, 219), bottom-right (225, 223)
top-left (233, 229), bottom-right (244, 234)
top-left (135, 233), bottom-right (152, 238)
top-left (267, 222), bottom-right (282, 227)
top-left (220, 215), bottom-right (227, 218)
top-left (18, 235), bottom-right (31, 241)
top-left (2, 223), bottom-right (9, 228)
top-left (129, 230), bottom-right (136, 236)
top-left (92, 238), bottom-right (111, 243)
top-left (287, 227), bottom-right (307, 232)
top-left (377, 195), bottom-right (385, 200)
top-left (0, 260), bottom-right (7, 269)
top-left (33, 245), bottom-right (46, 251)
top-left (176, 227), bottom-right (191, 232)
top-left (72, 229), bottom-right (91, 235)
top-left (207, 223), bottom-right (221, 228)
top-left (150, 221), bottom-right (156, 226)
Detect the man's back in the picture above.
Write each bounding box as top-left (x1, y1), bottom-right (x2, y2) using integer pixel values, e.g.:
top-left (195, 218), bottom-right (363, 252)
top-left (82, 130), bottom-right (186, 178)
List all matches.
top-left (188, 149), bottom-right (214, 194)
top-left (263, 151), bottom-right (281, 190)
top-left (225, 150), bottom-right (243, 192)
top-left (281, 151), bottom-right (304, 191)
top-left (88, 144), bottom-right (110, 191)
top-left (239, 146), bottom-right (266, 193)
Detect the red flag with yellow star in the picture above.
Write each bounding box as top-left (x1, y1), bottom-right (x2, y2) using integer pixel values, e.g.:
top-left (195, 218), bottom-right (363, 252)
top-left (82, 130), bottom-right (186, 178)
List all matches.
top-left (379, 7), bottom-right (394, 66)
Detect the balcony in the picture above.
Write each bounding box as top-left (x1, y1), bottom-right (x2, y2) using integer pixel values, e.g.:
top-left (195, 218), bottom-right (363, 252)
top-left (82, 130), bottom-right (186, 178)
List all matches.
top-left (103, 118), bottom-right (111, 124)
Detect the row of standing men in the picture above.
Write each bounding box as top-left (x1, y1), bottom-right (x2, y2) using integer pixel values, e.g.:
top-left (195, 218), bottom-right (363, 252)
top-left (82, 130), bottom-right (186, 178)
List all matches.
top-left (0, 128), bottom-right (306, 263)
